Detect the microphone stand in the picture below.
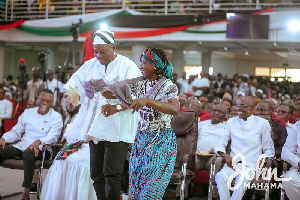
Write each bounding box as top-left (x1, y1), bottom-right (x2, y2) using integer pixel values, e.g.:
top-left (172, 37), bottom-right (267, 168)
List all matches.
top-left (19, 61), bottom-right (26, 112)
top-left (55, 67), bottom-right (62, 107)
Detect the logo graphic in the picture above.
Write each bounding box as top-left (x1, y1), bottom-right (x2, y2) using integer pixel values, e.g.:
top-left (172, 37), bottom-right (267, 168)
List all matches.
top-left (226, 154), bottom-right (292, 191)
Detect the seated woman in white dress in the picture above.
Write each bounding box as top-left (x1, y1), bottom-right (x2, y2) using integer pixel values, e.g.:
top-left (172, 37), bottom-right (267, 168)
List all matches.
top-left (41, 104), bottom-right (97, 200)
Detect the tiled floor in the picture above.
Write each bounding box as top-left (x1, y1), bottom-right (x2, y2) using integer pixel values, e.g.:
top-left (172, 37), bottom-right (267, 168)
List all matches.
top-left (0, 167), bottom-right (209, 200)
top-left (0, 167), bottom-right (48, 200)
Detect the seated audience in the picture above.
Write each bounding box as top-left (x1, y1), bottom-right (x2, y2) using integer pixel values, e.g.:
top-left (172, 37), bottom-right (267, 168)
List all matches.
top-left (0, 89), bottom-right (63, 200)
top-left (213, 97), bottom-right (221, 105)
top-left (281, 121), bottom-right (300, 200)
top-left (222, 92), bottom-right (232, 101)
top-left (222, 99), bottom-right (232, 118)
top-left (255, 89), bottom-right (264, 102)
top-left (294, 103), bottom-right (300, 115)
top-left (214, 96), bottom-right (274, 200)
top-left (196, 104), bottom-right (227, 171)
top-left (197, 100), bottom-right (211, 120)
top-left (204, 103), bottom-right (214, 115)
top-left (194, 104), bottom-right (227, 197)
top-left (179, 94), bottom-right (189, 111)
top-left (188, 99), bottom-right (201, 116)
top-left (277, 104), bottom-right (294, 135)
top-left (255, 100), bottom-right (288, 199)
top-left (256, 101), bottom-right (287, 159)
top-left (229, 104), bottom-right (238, 116)
top-left (199, 95), bottom-right (209, 108)
top-left (0, 87), bottom-right (13, 135)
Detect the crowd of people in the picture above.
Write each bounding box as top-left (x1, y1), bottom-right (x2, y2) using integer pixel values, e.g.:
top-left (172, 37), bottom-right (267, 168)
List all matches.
top-left (0, 28), bottom-right (300, 200)
top-left (173, 68), bottom-right (300, 199)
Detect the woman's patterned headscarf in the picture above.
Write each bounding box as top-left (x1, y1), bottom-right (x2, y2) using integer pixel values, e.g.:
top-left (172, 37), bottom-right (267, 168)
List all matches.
top-left (142, 49), bottom-right (173, 81)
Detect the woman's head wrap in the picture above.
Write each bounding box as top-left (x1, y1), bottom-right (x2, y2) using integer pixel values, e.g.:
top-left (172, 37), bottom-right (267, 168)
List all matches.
top-left (142, 49), bottom-right (173, 81)
top-left (93, 29), bottom-right (115, 45)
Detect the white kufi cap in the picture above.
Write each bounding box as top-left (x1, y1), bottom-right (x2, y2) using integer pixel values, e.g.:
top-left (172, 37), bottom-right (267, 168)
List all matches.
top-left (93, 29), bottom-right (115, 45)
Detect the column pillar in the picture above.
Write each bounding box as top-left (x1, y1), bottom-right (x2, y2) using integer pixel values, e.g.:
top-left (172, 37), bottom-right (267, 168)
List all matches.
top-left (201, 51), bottom-right (212, 75)
top-left (131, 42), bottom-right (147, 66)
top-left (47, 44), bottom-right (59, 70)
top-left (172, 48), bottom-right (185, 77)
top-left (0, 42), bottom-right (5, 83)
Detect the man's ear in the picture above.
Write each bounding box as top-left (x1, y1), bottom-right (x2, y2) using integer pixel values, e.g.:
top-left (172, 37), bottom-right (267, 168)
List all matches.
top-left (112, 45), bottom-right (116, 52)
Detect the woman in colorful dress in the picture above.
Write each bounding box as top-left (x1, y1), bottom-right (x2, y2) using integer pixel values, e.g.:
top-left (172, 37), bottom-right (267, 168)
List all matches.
top-left (100, 47), bottom-right (179, 199)
top-left (128, 48), bottom-right (179, 199)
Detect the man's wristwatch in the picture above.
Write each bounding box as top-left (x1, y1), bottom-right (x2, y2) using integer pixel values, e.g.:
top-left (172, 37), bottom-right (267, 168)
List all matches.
top-left (116, 104), bottom-right (122, 112)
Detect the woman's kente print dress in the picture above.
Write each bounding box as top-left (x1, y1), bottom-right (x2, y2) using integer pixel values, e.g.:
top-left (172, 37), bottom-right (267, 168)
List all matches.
top-left (129, 77), bottom-right (178, 200)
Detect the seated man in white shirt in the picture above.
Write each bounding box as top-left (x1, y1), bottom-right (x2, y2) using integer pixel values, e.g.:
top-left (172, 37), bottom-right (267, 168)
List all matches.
top-left (0, 87), bottom-right (13, 135)
top-left (195, 104), bottom-right (226, 197)
top-left (281, 121), bottom-right (300, 200)
top-left (196, 104), bottom-right (227, 172)
top-left (0, 89), bottom-right (63, 200)
top-left (214, 96), bottom-right (275, 200)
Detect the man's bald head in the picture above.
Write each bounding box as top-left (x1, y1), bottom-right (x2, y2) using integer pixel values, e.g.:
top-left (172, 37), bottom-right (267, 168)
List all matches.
top-left (188, 99), bottom-right (202, 115)
top-left (178, 94), bottom-right (188, 107)
top-left (32, 66), bottom-right (41, 79)
top-left (211, 104), bottom-right (226, 124)
top-left (256, 100), bottom-right (273, 115)
top-left (241, 96), bottom-right (255, 106)
top-left (236, 96), bottom-right (256, 120)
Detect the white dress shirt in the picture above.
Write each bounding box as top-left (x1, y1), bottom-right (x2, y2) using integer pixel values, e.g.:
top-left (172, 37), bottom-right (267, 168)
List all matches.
top-left (197, 120), bottom-right (226, 152)
top-left (286, 121), bottom-right (293, 135)
top-left (64, 55), bottom-right (141, 143)
top-left (2, 107), bottom-right (63, 151)
top-left (281, 121), bottom-right (300, 168)
top-left (192, 77), bottom-right (209, 96)
top-left (180, 80), bottom-right (193, 94)
top-left (0, 99), bottom-right (13, 127)
top-left (250, 85), bottom-right (256, 96)
top-left (214, 115), bottom-right (275, 168)
top-left (45, 78), bottom-right (64, 105)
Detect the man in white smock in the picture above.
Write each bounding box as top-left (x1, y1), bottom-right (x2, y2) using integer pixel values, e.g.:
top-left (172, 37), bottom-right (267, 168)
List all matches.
top-left (64, 29), bottom-right (141, 200)
top-left (214, 96), bottom-right (274, 200)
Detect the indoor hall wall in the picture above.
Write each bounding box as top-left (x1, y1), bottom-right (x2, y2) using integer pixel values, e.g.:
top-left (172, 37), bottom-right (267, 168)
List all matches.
top-left (4, 48), bottom-right (77, 80)
top-left (212, 58), bottom-right (300, 77)
top-left (4, 49), bottom-right (42, 80)
top-left (184, 53), bottom-right (299, 77)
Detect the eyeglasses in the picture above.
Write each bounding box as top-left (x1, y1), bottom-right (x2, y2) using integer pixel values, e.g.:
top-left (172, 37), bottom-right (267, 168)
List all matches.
top-left (256, 108), bottom-right (268, 113)
top-left (39, 98), bottom-right (53, 104)
top-left (235, 104), bottom-right (252, 109)
top-left (277, 110), bottom-right (288, 114)
top-left (212, 109), bottom-right (225, 114)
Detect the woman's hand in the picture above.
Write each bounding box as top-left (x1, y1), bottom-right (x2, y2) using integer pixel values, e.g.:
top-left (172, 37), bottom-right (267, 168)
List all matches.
top-left (101, 104), bottom-right (118, 117)
top-left (130, 98), bottom-right (148, 113)
top-left (101, 91), bottom-right (116, 99)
